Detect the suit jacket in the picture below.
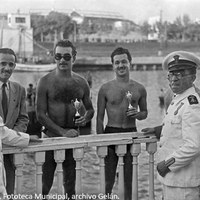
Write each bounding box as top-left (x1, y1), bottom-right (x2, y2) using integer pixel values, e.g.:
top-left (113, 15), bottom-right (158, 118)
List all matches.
top-left (0, 81), bottom-right (29, 131)
top-left (0, 117), bottom-right (29, 196)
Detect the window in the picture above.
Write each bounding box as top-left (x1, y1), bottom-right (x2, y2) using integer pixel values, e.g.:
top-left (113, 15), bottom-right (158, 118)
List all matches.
top-left (15, 17), bottom-right (26, 23)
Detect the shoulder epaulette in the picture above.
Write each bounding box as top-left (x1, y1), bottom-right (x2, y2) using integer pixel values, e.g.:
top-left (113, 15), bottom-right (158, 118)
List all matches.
top-left (188, 95), bottom-right (199, 104)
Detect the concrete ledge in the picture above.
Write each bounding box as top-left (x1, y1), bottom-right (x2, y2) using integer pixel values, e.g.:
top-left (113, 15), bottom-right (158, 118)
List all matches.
top-left (15, 56), bottom-right (165, 72)
top-left (76, 56), bottom-right (164, 65)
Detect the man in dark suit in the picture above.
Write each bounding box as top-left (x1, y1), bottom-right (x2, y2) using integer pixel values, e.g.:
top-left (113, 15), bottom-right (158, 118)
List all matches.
top-left (0, 48), bottom-right (29, 197)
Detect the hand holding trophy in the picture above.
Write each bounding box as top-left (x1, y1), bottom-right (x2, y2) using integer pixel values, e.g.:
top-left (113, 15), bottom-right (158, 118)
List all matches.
top-left (71, 98), bottom-right (86, 133)
top-left (126, 91), bottom-right (138, 117)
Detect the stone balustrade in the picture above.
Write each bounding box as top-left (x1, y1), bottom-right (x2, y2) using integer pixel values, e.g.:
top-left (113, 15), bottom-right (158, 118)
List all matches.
top-left (3, 132), bottom-right (157, 200)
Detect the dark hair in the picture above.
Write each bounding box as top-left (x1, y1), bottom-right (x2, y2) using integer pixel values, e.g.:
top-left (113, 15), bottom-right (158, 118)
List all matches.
top-left (54, 39), bottom-right (77, 60)
top-left (111, 47), bottom-right (132, 63)
top-left (0, 48), bottom-right (17, 62)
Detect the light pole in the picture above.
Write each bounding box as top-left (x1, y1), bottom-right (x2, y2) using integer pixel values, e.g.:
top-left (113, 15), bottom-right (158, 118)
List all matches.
top-left (158, 10), bottom-right (162, 56)
top-left (73, 20), bottom-right (77, 43)
top-left (71, 15), bottom-right (83, 43)
top-left (0, 17), bottom-right (4, 47)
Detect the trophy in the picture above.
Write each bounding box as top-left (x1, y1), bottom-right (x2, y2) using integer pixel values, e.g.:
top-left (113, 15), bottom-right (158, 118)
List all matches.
top-left (126, 91), bottom-right (134, 111)
top-left (72, 98), bottom-right (81, 121)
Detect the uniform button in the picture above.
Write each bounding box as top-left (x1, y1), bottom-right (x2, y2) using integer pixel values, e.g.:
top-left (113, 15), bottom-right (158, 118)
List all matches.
top-left (171, 102), bottom-right (174, 105)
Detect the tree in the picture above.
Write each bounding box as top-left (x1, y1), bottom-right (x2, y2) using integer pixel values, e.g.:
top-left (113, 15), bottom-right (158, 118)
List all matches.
top-left (31, 11), bottom-right (74, 41)
top-left (167, 23), bottom-right (181, 40)
top-left (186, 23), bottom-right (200, 41)
top-left (140, 21), bottom-right (151, 37)
top-left (166, 16), bottom-right (184, 41)
top-left (46, 11), bottom-right (73, 37)
top-left (182, 14), bottom-right (191, 41)
top-left (31, 14), bottom-right (49, 41)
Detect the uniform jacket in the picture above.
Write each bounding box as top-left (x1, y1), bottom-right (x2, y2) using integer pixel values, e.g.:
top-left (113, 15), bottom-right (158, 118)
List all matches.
top-left (0, 81), bottom-right (29, 131)
top-left (0, 117), bottom-right (29, 196)
top-left (157, 86), bottom-right (200, 187)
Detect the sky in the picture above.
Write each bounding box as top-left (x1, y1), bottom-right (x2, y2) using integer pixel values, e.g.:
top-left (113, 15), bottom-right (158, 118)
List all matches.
top-left (0, 0), bottom-right (200, 24)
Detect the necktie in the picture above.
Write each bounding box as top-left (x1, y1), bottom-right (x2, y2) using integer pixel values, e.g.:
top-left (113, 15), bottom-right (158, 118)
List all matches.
top-left (2, 83), bottom-right (8, 122)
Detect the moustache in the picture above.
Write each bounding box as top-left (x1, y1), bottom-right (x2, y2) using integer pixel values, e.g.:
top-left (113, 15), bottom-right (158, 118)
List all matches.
top-left (117, 66), bottom-right (126, 70)
top-left (59, 62), bottom-right (67, 65)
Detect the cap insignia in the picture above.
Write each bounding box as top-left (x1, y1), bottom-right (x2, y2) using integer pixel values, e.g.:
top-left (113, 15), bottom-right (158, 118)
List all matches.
top-left (173, 55), bottom-right (180, 64)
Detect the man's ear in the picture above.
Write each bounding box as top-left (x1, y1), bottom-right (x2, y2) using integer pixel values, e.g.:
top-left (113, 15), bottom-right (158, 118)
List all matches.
top-left (192, 74), bottom-right (196, 82)
top-left (72, 56), bottom-right (76, 63)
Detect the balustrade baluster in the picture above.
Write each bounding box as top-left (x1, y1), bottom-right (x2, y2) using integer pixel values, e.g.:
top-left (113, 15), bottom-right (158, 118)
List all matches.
top-left (35, 151), bottom-right (45, 197)
top-left (115, 144), bottom-right (126, 200)
top-left (146, 142), bottom-right (157, 200)
top-left (131, 143), bottom-right (141, 200)
top-left (73, 147), bottom-right (84, 194)
top-left (97, 146), bottom-right (107, 194)
top-left (54, 150), bottom-right (65, 194)
top-left (14, 153), bottom-right (24, 194)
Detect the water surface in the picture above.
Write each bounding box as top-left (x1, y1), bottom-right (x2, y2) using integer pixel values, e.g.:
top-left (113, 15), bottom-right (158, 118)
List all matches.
top-left (12, 69), bottom-right (200, 199)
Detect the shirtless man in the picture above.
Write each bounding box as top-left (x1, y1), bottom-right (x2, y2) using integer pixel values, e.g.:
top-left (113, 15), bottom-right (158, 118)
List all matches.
top-left (96, 47), bottom-right (148, 200)
top-left (36, 39), bottom-right (94, 199)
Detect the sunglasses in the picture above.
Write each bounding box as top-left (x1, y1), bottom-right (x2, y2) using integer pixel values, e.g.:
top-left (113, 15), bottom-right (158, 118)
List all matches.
top-left (54, 53), bottom-right (72, 61)
top-left (0, 61), bottom-right (15, 68)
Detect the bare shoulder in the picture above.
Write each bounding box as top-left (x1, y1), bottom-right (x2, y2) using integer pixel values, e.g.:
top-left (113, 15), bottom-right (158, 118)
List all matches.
top-left (37, 71), bottom-right (56, 91)
top-left (100, 79), bottom-right (115, 90)
top-left (130, 79), bottom-right (146, 90)
top-left (38, 71), bottom-right (55, 84)
top-left (72, 72), bottom-right (89, 89)
top-left (73, 72), bottom-right (87, 82)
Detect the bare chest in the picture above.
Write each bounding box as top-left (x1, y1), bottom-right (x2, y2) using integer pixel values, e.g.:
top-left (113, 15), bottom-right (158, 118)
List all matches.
top-left (48, 79), bottom-right (84, 104)
top-left (106, 86), bottom-right (140, 106)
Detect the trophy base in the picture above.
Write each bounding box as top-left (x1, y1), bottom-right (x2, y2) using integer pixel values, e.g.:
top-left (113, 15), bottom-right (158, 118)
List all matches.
top-left (74, 115), bottom-right (81, 126)
top-left (74, 115), bottom-right (81, 120)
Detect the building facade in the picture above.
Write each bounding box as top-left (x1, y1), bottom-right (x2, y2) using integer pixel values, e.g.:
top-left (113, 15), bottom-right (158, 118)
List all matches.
top-left (30, 9), bottom-right (145, 43)
top-left (0, 11), bottom-right (33, 60)
top-left (70, 10), bottom-right (143, 43)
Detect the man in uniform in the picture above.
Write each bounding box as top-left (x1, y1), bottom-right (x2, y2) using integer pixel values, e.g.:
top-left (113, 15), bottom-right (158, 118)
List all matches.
top-left (142, 51), bottom-right (200, 200)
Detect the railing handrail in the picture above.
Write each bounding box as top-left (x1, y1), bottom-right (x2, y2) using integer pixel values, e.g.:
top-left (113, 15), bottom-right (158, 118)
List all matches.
top-left (3, 132), bottom-right (157, 154)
